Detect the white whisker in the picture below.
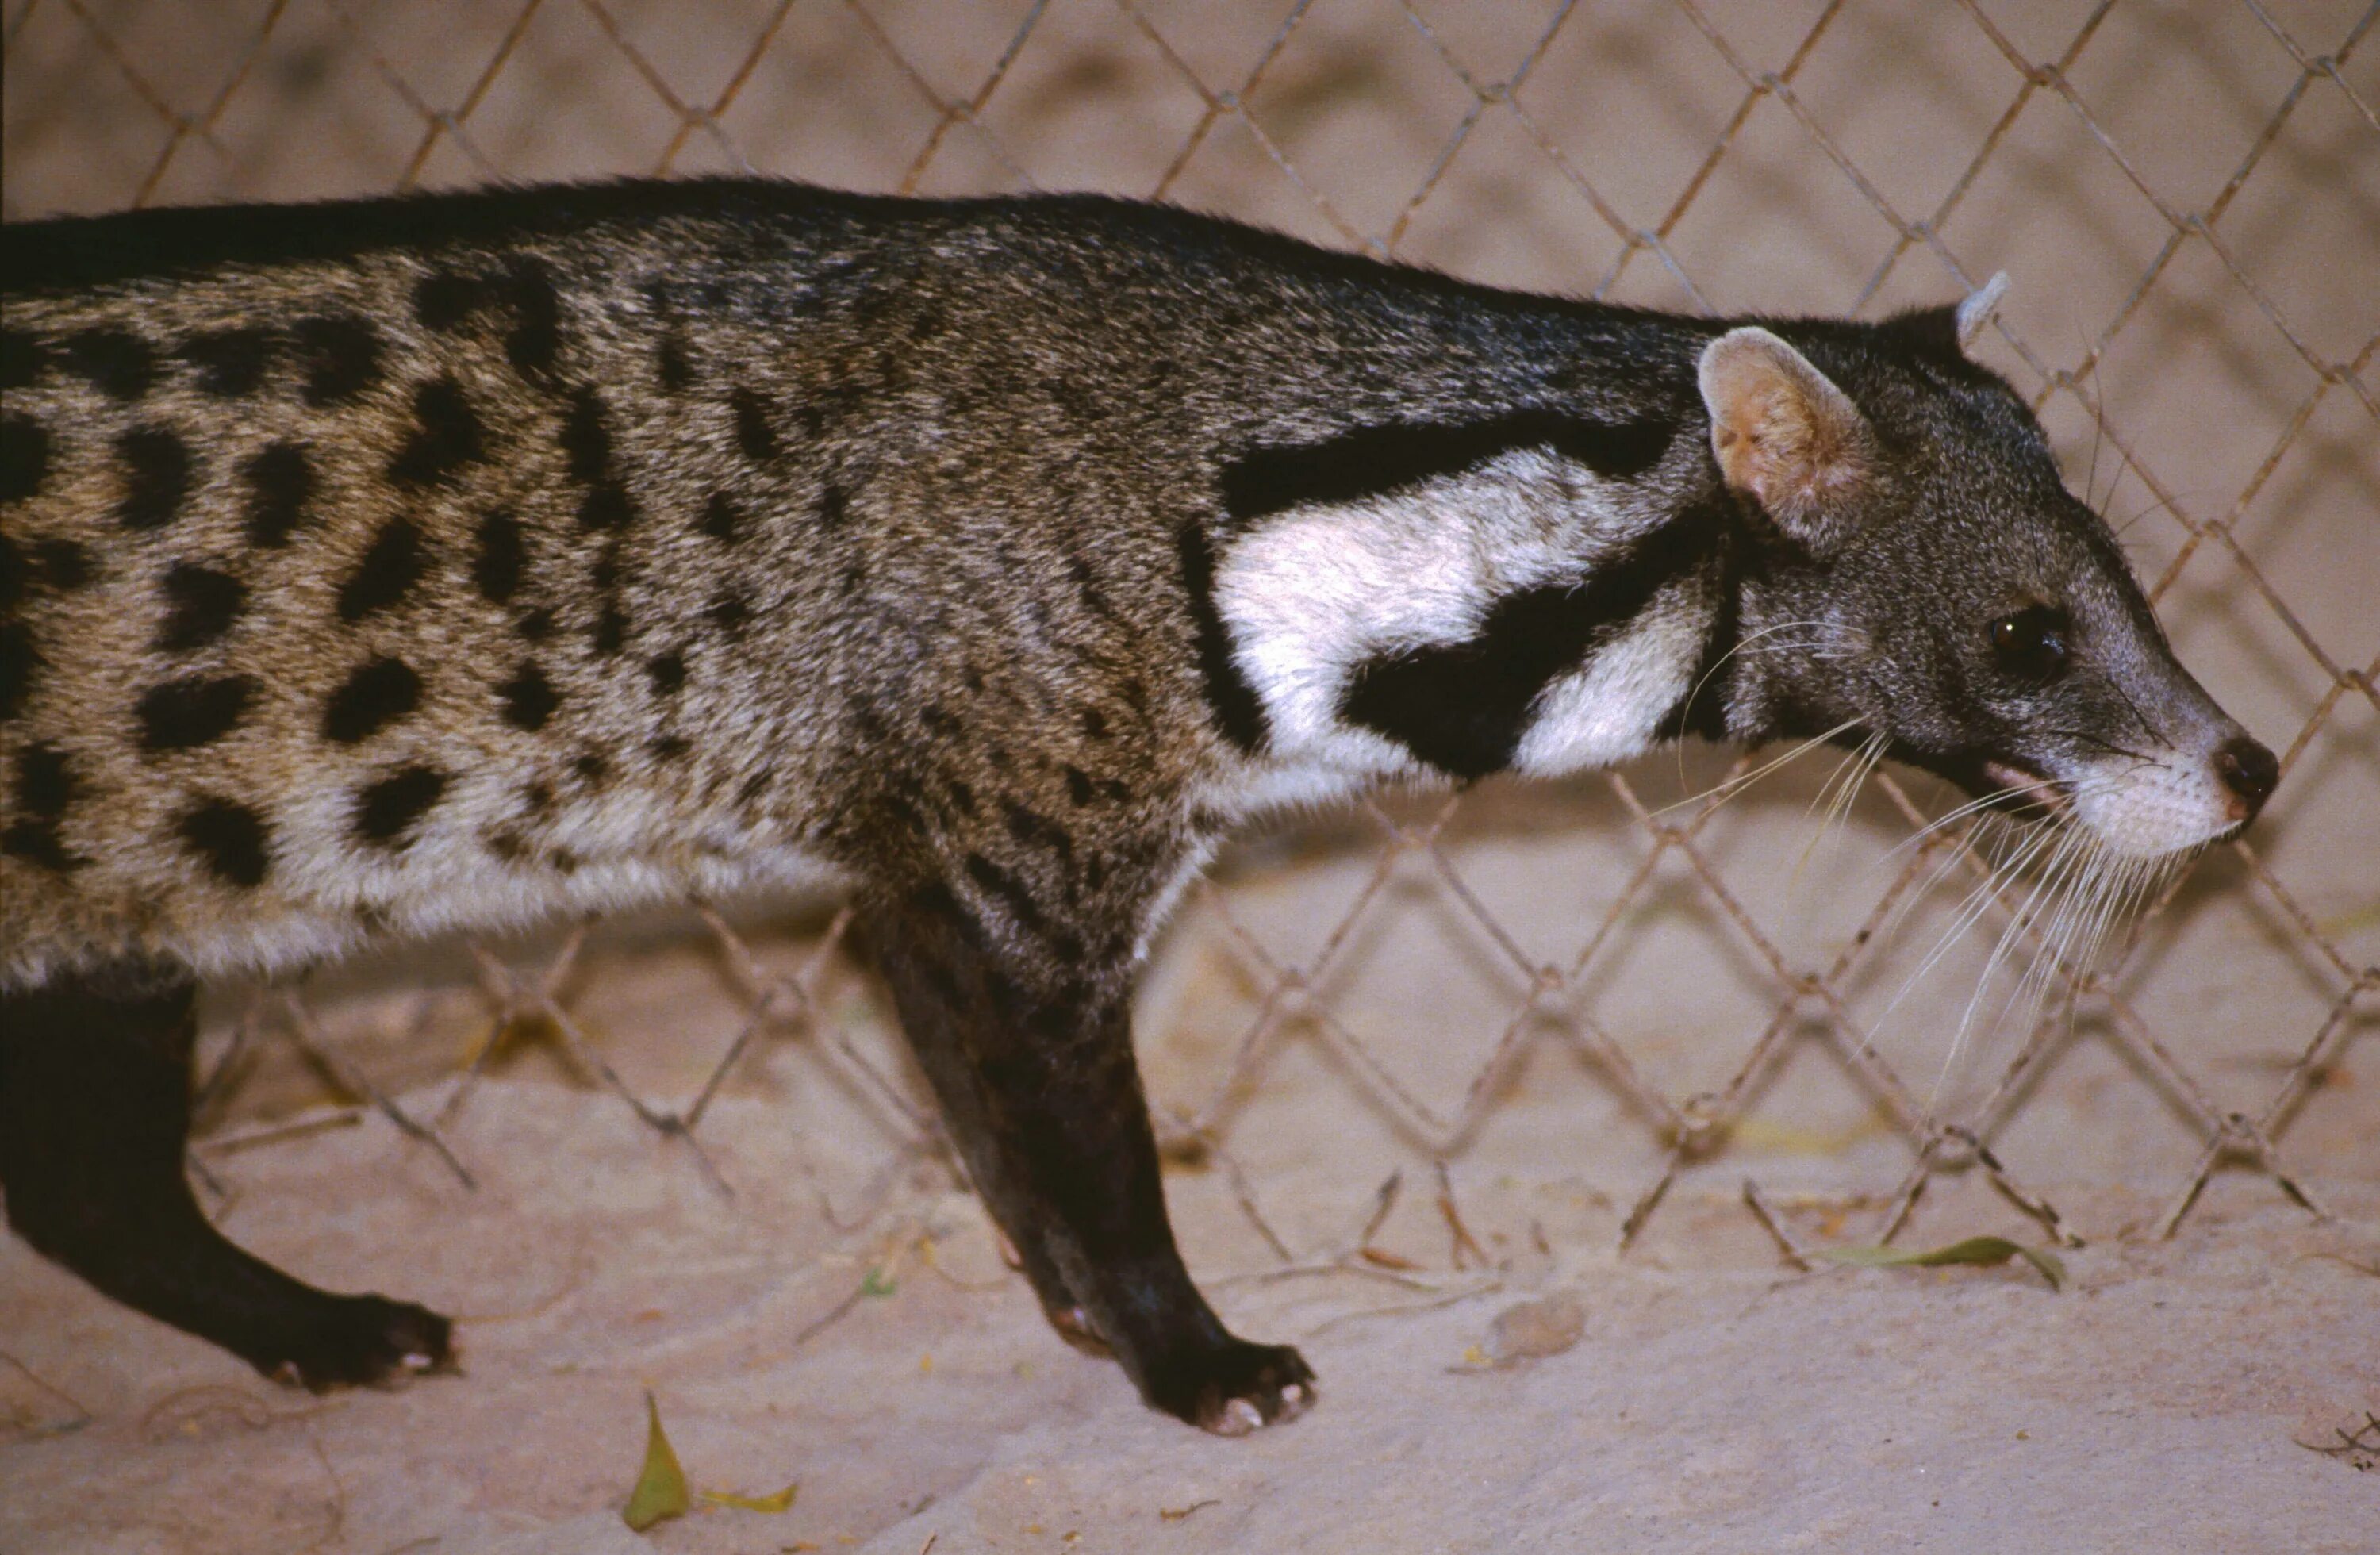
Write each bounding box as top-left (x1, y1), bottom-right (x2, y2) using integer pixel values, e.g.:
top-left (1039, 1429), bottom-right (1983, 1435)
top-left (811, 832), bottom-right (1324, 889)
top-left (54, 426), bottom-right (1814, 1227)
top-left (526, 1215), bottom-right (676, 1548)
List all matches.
top-left (1652, 718), bottom-right (1864, 820)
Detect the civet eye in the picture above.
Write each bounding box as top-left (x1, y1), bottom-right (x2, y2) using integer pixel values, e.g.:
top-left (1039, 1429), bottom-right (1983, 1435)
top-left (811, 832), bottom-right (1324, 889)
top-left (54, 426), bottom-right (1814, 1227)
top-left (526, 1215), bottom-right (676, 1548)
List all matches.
top-left (1990, 606), bottom-right (2070, 683)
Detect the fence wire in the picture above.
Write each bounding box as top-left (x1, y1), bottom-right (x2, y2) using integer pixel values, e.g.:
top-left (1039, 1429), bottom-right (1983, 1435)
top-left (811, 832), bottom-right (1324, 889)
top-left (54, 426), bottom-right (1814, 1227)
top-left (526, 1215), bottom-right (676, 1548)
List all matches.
top-left (3, 0), bottom-right (2374, 1272)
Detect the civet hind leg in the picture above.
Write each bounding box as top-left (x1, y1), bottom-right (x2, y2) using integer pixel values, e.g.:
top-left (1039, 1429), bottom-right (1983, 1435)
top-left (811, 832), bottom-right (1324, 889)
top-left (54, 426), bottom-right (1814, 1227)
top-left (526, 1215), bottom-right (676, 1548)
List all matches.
top-left (0, 962), bottom-right (452, 1388)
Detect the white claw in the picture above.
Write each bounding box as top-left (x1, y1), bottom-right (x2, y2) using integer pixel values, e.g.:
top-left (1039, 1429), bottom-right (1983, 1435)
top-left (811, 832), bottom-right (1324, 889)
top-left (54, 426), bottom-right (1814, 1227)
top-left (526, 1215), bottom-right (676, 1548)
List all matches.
top-left (1214, 1397), bottom-right (1264, 1436)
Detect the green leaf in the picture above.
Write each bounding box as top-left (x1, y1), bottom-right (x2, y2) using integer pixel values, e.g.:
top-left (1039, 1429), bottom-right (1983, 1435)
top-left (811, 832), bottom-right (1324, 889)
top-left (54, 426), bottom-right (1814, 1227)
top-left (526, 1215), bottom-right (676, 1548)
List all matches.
top-left (860, 1267), bottom-right (897, 1297)
top-left (1814, 1235), bottom-right (2065, 1291)
top-left (623, 1392), bottom-right (692, 1532)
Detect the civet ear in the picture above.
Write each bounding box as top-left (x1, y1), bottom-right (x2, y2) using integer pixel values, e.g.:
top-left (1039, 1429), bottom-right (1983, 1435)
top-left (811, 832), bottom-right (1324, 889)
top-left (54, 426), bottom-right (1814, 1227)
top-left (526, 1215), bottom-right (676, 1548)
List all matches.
top-left (1954, 271), bottom-right (2010, 355)
top-left (1697, 326), bottom-right (1875, 547)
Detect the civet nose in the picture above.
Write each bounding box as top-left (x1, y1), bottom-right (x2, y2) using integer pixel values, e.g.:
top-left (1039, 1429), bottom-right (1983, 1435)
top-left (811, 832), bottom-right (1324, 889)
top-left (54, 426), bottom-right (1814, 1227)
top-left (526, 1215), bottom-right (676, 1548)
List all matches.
top-left (2213, 735), bottom-right (2278, 823)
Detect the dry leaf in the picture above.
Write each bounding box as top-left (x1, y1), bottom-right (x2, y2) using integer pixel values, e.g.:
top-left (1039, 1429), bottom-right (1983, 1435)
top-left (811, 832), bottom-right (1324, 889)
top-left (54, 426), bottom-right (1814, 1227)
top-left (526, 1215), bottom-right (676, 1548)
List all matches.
top-left (622, 1392), bottom-right (691, 1532)
top-left (1485, 1292), bottom-right (1587, 1365)
top-left (1814, 1236), bottom-right (2065, 1291)
top-left (700, 1482), bottom-right (798, 1513)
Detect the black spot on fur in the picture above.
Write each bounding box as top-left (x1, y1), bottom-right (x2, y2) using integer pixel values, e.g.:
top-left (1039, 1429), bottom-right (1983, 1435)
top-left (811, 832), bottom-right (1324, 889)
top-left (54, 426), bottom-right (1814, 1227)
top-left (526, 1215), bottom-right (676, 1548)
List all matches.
top-left (965, 854), bottom-right (1045, 934)
top-left (1065, 766), bottom-right (1096, 807)
top-left (590, 547), bottom-right (621, 593)
top-left (1079, 706), bottom-right (1108, 740)
top-left (1003, 801), bottom-right (1073, 865)
top-left (649, 734), bottom-right (690, 762)
top-left (592, 601), bottom-right (628, 657)
top-left (1342, 503), bottom-right (1721, 780)
top-left (241, 441), bottom-right (313, 547)
top-left (729, 387), bottom-right (777, 463)
top-left (178, 797), bottom-right (269, 886)
top-left (178, 328), bottom-right (274, 397)
top-left (1, 819), bottom-right (75, 872)
top-left (502, 260), bottom-right (562, 379)
top-left (116, 427), bottom-right (193, 531)
top-left (136, 674), bottom-right (255, 752)
top-left (153, 563), bottom-right (244, 653)
top-left (921, 705), bottom-right (961, 738)
top-left (62, 328), bottom-right (155, 400)
top-left (700, 492), bottom-right (739, 543)
top-left (520, 779), bottom-right (556, 816)
top-left (2, 538), bottom-right (29, 614)
top-left (817, 482), bottom-right (847, 527)
top-left (655, 332), bottom-right (693, 393)
top-left (322, 656), bottom-right (423, 743)
top-left (1176, 521), bottom-right (1265, 753)
top-left (336, 516), bottom-right (428, 623)
top-left (706, 588), bottom-right (750, 635)
top-left (578, 484), bottom-right (635, 532)
top-left (0, 622), bottom-right (37, 721)
top-left (473, 509), bottom-right (525, 603)
top-left (880, 787), bottom-right (927, 838)
top-left (1066, 555), bottom-right (1116, 621)
top-left (647, 651), bottom-right (686, 695)
top-left (0, 416), bottom-right (48, 503)
top-left (13, 743), bottom-right (75, 816)
top-left (498, 662), bottom-right (559, 731)
top-left (388, 377), bottom-right (485, 488)
top-left (1221, 412), bottom-right (1674, 523)
top-left (560, 389), bottom-right (613, 485)
top-left (33, 539), bottom-right (93, 590)
top-left (572, 751), bottom-right (608, 786)
top-left (290, 314), bottom-right (384, 406)
top-left (413, 271), bottom-right (484, 332)
top-left (353, 764), bottom-right (447, 849)
top-left (946, 778), bottom-right (977, 818)
top-left (0, 328), bottom-right (48, 390)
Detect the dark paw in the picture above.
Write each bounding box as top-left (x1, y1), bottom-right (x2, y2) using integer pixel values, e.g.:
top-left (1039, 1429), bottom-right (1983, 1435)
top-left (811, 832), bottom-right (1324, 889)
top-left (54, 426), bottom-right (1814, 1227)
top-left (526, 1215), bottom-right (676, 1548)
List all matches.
top-left (1147, 1339), bottom-right (1315, 1436)
top-left (248, 1294), bottom-right (455, 1392)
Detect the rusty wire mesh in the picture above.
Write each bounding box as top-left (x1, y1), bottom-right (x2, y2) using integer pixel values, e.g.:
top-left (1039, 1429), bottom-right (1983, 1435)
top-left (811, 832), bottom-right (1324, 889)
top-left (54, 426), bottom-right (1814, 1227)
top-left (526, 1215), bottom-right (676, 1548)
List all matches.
top-left (3, 0), bottom-right (2374, 1277)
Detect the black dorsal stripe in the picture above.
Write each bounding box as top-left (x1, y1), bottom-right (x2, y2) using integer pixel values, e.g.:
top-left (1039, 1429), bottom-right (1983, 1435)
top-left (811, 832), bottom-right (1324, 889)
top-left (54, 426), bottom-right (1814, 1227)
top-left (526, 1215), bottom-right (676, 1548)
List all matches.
top-left (1220, 410), bottom-right (1672, 524)
top-left (1340, 501), bottom-right (1723, 781)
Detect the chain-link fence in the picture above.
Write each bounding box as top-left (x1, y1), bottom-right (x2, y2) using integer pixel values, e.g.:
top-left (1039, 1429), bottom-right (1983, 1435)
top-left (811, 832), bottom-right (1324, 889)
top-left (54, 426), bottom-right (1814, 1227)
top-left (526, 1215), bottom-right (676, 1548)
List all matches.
top-left (4, 0), bottom-right (2374, 1294)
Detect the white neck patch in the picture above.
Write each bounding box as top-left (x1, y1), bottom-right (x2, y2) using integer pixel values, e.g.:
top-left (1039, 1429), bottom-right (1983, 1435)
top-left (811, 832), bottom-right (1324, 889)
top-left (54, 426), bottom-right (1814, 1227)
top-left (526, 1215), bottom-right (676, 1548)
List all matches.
top-left (1210, 445), bottom-right (1710, 796)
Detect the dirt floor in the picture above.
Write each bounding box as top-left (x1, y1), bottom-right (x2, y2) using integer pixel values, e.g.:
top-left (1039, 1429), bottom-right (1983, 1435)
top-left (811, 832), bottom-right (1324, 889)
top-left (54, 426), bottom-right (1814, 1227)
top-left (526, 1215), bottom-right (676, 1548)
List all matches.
top-left (2, 1081), bottom-right (2375, 1553)
top-left (1, 912), bottom-right (2374, 1553)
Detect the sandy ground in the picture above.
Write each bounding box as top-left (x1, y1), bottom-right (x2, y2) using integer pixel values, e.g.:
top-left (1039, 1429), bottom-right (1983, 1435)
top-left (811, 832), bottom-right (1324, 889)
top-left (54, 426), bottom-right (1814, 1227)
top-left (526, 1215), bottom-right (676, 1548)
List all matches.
top-left (2, 1073), bottom-right (2374, 1553)
top-left (2, 940), bottom-right (2374, 1553)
